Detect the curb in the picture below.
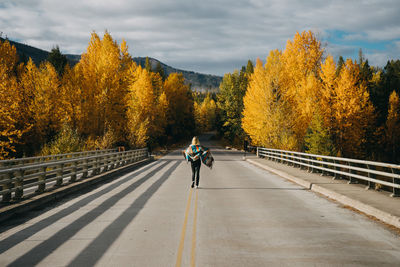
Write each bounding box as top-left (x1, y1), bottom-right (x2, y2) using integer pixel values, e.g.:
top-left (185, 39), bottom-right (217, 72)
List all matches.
top-left (0, 158), bottom-right (154, 224)
top-left (247, 159), bottom-right (312, 189)
top-left (246, 158), bottom-right (400, 229)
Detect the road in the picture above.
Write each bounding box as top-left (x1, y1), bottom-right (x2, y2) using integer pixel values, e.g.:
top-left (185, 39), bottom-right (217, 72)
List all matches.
top-left (1, 136), bottom-right (400, 266)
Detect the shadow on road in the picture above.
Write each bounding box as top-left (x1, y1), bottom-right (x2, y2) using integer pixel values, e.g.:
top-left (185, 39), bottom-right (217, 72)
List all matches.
top-left (200, 187), bottom-right (306, 190)
top-left (7, 160), bottom-right (179, 267)
top-left (0, 161), bottom-right (162, 252)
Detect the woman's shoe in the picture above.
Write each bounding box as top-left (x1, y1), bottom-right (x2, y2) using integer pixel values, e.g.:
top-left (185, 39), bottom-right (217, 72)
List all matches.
top-left (191, 182), bottom-right (194, 188)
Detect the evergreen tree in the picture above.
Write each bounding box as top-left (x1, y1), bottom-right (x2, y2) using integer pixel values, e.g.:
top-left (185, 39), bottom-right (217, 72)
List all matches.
top-left (47, 45), bottom-right (68, 76)
top-left (304, 111), bottom-right (335, 156)
top-left (246, 60), bottom-right (254, 74)
top-left (154, 61), bottom-right (166, 80)
top-left (375, 60), bottom-right (400, 123)
top-left (336, 56), bottom-right (345, 77)
top-left (145, 57), bottom-right (152, 72)
top-left (217, 67), bottom-right (248, 145)
top-left (385, 91), bottom-right (400, 162)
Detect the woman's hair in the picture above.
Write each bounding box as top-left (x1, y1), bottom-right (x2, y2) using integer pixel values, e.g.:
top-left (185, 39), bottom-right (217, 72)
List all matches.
top-left (192, 136), bottom-right (200, 145)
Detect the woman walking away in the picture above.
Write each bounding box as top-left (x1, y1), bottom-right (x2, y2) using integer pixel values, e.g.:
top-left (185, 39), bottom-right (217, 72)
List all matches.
top-left (184, 136), bottom-right (214, 189)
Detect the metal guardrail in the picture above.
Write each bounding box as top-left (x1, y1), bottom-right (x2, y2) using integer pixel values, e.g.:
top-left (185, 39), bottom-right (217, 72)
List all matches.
top-left (0, 149), bottom-right (117, 169)
top-left (257, 147), bottom-right (400, 197)
top-left (0, 148), bottom-right (148, 202)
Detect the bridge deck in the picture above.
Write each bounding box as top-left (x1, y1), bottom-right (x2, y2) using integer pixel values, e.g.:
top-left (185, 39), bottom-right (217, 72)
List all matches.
top-left (1, 142), bottom-right (400, 266)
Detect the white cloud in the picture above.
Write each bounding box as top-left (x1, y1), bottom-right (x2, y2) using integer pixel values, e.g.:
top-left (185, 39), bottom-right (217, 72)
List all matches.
top-left (1, 0), bottom-right (400, 75)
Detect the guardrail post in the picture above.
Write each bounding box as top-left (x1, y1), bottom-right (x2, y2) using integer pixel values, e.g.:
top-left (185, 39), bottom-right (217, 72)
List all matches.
top-left (298, 154), bottom-right (307, 170)
top-left (332, 159), bottom-right (339, 180)
top-left (365, 164), bottom-right (375, 190)
top-left (119, 153), bottom-right (123, 167)
top-left (36, 167), bottom-right (46, 193)
top-left (2, 172), bottom-right (13, 202)
top-left (348, 162), bottom-right (356, 184)
top-left (128, 151), bottom-right (133, 163)
top-left (104, 155), bottom-right (109, 172)
top-left (83, 159), bottom-right (89, 178)
top-left (391, 167), bottom-right (400, 197)
top-left (14, 169), bottom-right (24, 200)
top-left (321, 158), bottom-right (326, 176)
top-left (108, 154), bottom-right (114, 170)
top-left (55, 163), bottom-right (64, 186)
top-left (309, 156), bottom-right (314, 173)
top-left (256, 147), bottom-right (259, 158)
top-left (93, 157), bottom-right (99, 175)
top-left (70, 161), bottom-right (77, 182)
top-left (296, 153), bottom-right (300, 168)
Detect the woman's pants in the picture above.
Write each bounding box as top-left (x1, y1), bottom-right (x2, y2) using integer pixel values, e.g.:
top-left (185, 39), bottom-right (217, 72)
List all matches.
top-left (191, 159), bottom-right (201, 186)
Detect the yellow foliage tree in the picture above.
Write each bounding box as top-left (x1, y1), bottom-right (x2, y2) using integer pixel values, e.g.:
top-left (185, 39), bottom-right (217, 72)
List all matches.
top-left (60, 65), bottom-right (82, 130)
top-left (17, 60), bottom-right (66, 148)
top-left (281, 31), bottom-right (324, 149)
top-left (329, 59), bottom-right (375, 158)
top-left (163, 73), bottom-right (194, 140)
top-left (76, 32), bottom-right (131, 143)
top-left (126, 66), bottom-right (160, 147)
top-left (0, 40), bottom-right (27, 158)
top-left (320, 55), bottom-right (337, 130)
top-left (194, 93), bottom-right (217, 132)
top-left (33, 62), bottom-right (65, 140)
top-left (242, 52), bottom-right (297, 149)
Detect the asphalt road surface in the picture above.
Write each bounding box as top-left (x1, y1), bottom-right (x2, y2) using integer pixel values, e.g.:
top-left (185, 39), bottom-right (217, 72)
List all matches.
top-left (1, 135), bottom-right (400, 266)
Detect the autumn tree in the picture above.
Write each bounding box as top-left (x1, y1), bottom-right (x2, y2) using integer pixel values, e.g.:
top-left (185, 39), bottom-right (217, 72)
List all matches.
top-left (163, 73), bottom-right (194, 142)
top-left (328, 59), bottom-right (375, 158)
top-left (17, 59), bottom-right (67, 152)
top-left (242, 52), bottom-right (296, 149)
top-left (0, 40), bottom-right (28, 158)
top-left (75, 32), bottom-right (131, 144)
top-left (280, 30), bottom-right (324, 149)
top-left (195, 93), bottom-right (217, 133)
top-left (126, 66), bottom-right (168, 147)
top-left (60, 65), bottom-right (82, 130)
top-left (126, 66), bottom-right (153, 147)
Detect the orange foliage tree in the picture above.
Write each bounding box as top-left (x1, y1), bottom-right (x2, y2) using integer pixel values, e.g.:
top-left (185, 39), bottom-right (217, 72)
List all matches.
top-left (242, 51), bottom-right (296, 149)
top-left (322, 58), bottom-right (375, 158)
top-left (280, 31), bottom-right (324, 149)
top-left (75, 32), bottom-right (132, 143)
top-left (0, 40), bottom-right (28, 158)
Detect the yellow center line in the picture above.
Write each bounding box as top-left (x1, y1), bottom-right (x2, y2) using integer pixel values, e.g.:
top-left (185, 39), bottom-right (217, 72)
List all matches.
top-left (175, 188), bottom-right (193, 267)
top-left (190, 189), bottom-right (198, 267)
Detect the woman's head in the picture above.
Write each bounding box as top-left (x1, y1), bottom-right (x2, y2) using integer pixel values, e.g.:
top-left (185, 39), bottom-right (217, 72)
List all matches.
top-left (192, 136), bottom-right (200, 145)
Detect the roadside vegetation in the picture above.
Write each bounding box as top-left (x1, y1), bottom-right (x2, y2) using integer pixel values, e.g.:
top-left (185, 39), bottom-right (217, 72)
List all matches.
top-left (2, 30), bottom-right (400, 163)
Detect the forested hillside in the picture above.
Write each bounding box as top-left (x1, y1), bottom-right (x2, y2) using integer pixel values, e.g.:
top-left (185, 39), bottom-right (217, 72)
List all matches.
top-left (0, 37), bottom-right (221, 92)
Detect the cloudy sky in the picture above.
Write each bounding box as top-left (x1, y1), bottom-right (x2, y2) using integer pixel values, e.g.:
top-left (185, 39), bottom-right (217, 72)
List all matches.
top-left (1, 0), bottom-right (399, 76)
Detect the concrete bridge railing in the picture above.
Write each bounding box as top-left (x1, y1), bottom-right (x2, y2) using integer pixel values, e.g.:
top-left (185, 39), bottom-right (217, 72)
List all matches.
top-left (0, 148), bottom-right (148, 202)
top-left (257, 147), bottom-right (400, 197)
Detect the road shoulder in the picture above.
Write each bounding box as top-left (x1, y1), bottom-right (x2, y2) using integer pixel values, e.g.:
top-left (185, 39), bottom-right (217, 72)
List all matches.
top-left (246, 156), bottom-right (400, 229)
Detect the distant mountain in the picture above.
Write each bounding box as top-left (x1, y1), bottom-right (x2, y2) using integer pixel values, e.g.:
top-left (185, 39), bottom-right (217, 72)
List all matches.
top-left (1, 37), bottom-right (222, 92)
top-left (133, 57), bottom-right (222, 92)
